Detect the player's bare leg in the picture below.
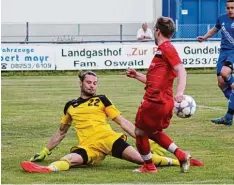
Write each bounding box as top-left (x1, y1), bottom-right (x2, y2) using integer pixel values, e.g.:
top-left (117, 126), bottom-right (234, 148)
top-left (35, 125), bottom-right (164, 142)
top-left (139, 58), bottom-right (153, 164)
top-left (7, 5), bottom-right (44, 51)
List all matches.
top-left (121, 146), bottom-right (143, 164)
top-left (133, 127), bottom-right (157, 173)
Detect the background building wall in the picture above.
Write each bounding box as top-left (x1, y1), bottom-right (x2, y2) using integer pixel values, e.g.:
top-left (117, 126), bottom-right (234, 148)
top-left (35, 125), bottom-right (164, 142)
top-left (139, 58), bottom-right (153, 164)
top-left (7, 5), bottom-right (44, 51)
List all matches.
top-left (2, 0), bottom-right (162, 23)
top-left (1, 0), bottom-right (162, 41)
top-left (162, 0), bottom-right (227, 38)
top-left (2, 0), bottom-right (226, 41)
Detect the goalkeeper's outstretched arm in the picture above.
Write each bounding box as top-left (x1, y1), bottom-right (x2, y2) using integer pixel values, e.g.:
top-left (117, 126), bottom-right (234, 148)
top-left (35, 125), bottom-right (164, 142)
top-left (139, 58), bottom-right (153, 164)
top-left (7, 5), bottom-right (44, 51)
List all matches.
top-left (46, 123), bottom-right (71, 150)
top-left (113, 115), bottom-right (136, 138)
top-left (30, 123), bottom-right (71, 162)
top-left (113, 115), bottom-right (166, 156)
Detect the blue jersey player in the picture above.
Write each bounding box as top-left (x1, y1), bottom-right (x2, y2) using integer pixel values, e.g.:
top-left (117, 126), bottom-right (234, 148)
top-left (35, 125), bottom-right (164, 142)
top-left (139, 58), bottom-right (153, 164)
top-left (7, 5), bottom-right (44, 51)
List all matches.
top-left (197, 0), bottom-right (234, 126)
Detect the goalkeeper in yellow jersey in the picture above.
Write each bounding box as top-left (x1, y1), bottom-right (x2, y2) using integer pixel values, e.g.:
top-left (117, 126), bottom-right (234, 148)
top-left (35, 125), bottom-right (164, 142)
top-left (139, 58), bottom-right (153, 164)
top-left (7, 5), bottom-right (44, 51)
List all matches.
top-left (21, 71), bottom-right (202, 173)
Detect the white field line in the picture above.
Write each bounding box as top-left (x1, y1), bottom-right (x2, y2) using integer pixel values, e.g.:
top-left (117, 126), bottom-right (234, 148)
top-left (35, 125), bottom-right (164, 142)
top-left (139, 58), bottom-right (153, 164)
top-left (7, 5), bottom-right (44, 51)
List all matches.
top-left (20, 179), bottom-right (233, 185)
top-left (197, 105), bottom-right (226, 111)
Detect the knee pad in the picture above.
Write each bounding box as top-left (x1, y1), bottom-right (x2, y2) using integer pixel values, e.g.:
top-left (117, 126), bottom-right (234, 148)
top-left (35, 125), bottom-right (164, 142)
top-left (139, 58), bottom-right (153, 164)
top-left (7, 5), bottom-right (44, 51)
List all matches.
top-left (112, 138), bottom-right (130, 159)
top-left (70, 148), bottom-right (88, 164)
top-left (224, 61), bottom-right (233, 71)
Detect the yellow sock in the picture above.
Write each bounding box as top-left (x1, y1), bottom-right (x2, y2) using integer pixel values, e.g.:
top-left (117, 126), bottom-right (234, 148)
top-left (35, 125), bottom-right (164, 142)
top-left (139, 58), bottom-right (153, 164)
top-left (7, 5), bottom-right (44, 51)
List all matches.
top-left (48, 160), bottom-right (70, 172)
top-left (152, 154), bottom-right (180, 166)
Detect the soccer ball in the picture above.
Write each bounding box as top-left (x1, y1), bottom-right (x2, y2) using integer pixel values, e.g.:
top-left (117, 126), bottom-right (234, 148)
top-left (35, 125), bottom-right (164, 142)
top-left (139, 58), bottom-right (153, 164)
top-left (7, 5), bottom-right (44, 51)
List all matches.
top-left (174, 95), bottom-right (196, 118)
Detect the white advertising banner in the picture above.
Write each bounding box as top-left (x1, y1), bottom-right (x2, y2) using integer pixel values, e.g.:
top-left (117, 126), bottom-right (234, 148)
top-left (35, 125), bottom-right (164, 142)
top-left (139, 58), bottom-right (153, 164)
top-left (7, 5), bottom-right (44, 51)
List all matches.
top-left (176, 42), bottom-right (220, 68)
top-left (55, 44), bottom-right (156, 70)
top-left (1, 45), bottom-right (56, 71)
top-left (1, 42), bottom-right (220, 71)
top-left (55, 42), bottom-right (219, 70)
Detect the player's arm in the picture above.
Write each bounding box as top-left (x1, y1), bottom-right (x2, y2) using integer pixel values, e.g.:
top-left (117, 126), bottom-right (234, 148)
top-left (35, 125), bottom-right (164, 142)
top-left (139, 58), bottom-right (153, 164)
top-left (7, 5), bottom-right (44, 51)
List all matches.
top-left (46, 123), bottom-right (71, 150)
top-left (102, 95), bottom-right (136, 138)
top-left (163, 47), bottom-right (187, 103)
top-left (174, 64), bottom-right (187, 103)
top-left (30, 101), bottom-right (73, 162)
top-left (126, 68), bottom-right (146, 84)
top-left (197, 16), bottom-right (220, 42)
top-left (197, 27), bottom-right (219, 42)
top-left (113, 115), bottom-right (167, 156)
top-left (45, 101), bottom-right (73, 151)
top-left (30, 123), bottom-right (71, 162)
top-left (104, 96), bottom-right (166, 156)
top-left (113, 115), bottom-right (136, 138)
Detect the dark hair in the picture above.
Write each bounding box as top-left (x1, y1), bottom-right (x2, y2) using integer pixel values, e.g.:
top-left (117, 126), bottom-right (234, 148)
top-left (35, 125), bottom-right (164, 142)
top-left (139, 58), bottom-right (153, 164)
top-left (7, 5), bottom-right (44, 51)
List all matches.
top-left (155, 16), bottom-right (175, 38)
top-left (78, 71), bottom-right (97, 82)
top-left (227, 0), bottom-right (234, 2)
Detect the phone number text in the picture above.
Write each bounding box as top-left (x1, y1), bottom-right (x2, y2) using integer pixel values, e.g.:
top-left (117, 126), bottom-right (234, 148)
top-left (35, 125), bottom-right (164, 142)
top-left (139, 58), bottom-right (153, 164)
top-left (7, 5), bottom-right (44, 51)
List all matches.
top-left (10, 63), bottom-right (53, 69)
top-left (182, 58), bottom-right (217, 65)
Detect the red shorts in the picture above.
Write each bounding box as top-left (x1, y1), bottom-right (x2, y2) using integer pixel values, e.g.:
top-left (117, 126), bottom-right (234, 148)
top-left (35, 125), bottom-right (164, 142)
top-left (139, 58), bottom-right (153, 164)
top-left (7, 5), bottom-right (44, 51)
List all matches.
top-left (135, 99), bottom-right (174, 135)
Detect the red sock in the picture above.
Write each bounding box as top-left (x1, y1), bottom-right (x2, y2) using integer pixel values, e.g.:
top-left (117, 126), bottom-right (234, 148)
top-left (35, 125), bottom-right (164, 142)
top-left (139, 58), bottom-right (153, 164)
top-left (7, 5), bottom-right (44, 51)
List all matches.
top-left (136, 135), bottom-right (152, 164)
top-left (174, 148), bottom-right (186, 162)
top-left (150, 131), bottom-right (173, 149)
top-left (150, 131), bottom-right (186, 161)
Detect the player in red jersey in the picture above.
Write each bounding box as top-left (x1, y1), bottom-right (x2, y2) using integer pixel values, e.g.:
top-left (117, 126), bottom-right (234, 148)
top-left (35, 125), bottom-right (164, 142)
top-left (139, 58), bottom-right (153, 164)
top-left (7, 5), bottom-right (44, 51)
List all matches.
top-left (126, 16), bottom-right (190, 173)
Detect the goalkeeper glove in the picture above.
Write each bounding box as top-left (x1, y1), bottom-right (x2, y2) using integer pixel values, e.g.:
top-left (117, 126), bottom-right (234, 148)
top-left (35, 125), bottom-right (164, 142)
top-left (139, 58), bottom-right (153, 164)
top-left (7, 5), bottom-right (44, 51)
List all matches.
top-left (149, 139), bottom-right (167, 156)
top-left (30, 147), bottom-right (51, 162)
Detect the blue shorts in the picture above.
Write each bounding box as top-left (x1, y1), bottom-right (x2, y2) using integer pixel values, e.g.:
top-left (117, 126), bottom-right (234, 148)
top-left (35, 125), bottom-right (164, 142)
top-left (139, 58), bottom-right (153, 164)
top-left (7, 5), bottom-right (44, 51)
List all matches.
top-left (216, 49), bottom-right (234, 76)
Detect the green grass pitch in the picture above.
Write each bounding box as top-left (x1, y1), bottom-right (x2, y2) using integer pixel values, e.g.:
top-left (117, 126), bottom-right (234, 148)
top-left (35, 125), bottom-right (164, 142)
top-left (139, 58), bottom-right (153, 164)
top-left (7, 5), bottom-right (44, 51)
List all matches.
top-left (1, 74), bottom-right (234, 184)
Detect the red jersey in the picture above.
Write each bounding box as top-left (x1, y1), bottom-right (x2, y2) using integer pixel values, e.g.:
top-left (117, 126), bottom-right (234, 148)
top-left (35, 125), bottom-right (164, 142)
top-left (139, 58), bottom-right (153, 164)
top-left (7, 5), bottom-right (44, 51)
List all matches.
top-left (143, 41), bottom-right (181, 103)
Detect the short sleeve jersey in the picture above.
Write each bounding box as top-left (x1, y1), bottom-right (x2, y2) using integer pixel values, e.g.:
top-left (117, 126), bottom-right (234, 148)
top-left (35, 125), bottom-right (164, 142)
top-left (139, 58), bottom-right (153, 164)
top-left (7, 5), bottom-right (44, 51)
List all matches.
top-left (61, 95), bottom-right (121, 144)
top-left (143, 41), bottom-right (181, 103)
top-left (215, 14), bottom-right (234, 50)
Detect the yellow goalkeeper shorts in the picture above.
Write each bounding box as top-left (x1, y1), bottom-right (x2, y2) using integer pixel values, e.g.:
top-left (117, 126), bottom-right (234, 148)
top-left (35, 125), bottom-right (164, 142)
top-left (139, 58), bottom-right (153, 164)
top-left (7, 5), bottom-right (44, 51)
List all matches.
top-left (71, 133), bottom-right (126, 165)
